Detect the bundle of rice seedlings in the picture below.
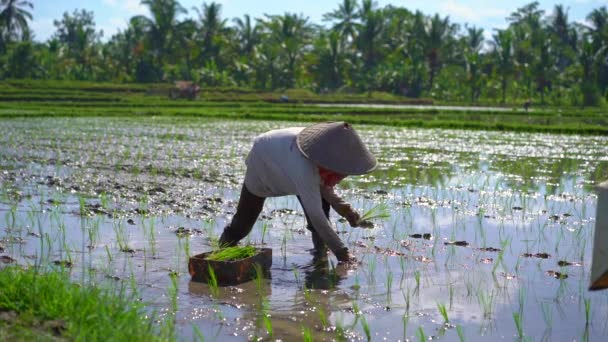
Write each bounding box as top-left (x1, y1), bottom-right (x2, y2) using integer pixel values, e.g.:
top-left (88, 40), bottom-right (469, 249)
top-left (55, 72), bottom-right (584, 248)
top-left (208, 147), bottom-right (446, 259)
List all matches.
top-left (206, 245), bottom-right (258, 261)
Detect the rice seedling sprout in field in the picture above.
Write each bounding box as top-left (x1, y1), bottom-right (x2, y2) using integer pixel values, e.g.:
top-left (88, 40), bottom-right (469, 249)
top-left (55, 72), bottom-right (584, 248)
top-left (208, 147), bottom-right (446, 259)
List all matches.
top-left (414, 270), bottom-right (421, 293)
top-left (302, 326), bottom-right (313, 342)
top-left (417, 327), bottom-right (426, 342)
top-left (585, 298), bottom-right (591, 326)
top-left (438, 302), bottom-right (449, 323)
top-left (540, 301), bottom-right (553, 328)
top-left (478, 290), bottom-right (495, 319)
top-left (254, 264), bottom-right (272, 338)
top-left (513, 311), bottom-right (524, 340)
top-left (360, 315), bottom-right (371, 341)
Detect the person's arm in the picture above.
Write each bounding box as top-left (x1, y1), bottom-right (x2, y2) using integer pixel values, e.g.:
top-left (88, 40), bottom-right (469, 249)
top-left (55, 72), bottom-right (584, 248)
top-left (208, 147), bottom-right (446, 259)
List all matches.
top-left (298, 184), bottom-right (354, 262)
top-left (320, 185), bottom-right (360, 227)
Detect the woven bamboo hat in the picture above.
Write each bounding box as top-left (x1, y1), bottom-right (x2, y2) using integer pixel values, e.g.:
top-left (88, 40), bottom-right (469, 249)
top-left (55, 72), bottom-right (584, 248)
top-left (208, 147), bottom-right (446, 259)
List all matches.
top-left (296, 121), bottom-right (377, 175)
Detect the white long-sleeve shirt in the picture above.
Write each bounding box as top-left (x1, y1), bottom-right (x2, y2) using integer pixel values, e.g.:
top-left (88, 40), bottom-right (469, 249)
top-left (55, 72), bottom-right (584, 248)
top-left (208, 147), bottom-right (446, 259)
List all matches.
top-left (243, 127), bottom-right (349, 253)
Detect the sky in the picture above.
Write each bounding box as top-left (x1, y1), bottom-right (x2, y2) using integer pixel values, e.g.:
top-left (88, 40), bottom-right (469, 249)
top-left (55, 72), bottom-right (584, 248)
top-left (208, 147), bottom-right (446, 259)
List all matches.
top-left (29, 0), bottom-right (607, 42)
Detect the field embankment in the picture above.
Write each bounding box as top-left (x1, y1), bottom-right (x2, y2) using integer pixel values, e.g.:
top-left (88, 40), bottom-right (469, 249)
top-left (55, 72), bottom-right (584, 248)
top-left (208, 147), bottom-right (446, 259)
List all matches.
top-left (1, 80), bottom-right (606, 135)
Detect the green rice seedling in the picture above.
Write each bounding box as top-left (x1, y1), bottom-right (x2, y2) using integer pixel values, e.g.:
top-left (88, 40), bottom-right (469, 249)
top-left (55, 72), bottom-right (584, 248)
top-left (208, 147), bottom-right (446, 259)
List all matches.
top-left (292, 266), bottom-right (301, 286)
top-left (513, 312), bottom-right (523, 340)
top-left (280, 229), bottom-right (288, 260)
top-left (253, 264), bottom-right (272, 338)
top-left (456, 325), bottom-right (465, 342)
top-left (584, 298), bottom-right (591, 326)
top-left (192, 324), bottom-right (205, 341)
top-left (367, 256), bottom-right (377, 283)
top-left (261, 221), bottom-right (269, 244)
top-left (449, 284), bottom-right (455, 309)
top-left (353, 272), bottom-right (361, 291)
top-left (351, 300), bottom-right (361, 318)
top-left (207, 265), bottom-right (219, 298)
top-left (478, 290), bottom-right (495, 319)
top-left (437, 302), bottom-right (449, 323)
top-left (146, 218), bottom-right (157, 258)
top-left (403, 289), bottom-right (411, 314)
top-left (402, 313), bottom-right (409, 341)
top-left (361, 315), bottom-right (371, 341)
top-left (78, 196), bottom-right (87, 217)
top-left (100, 191), bottom-right (109, 210)
top-left (414, 270), bottom-right (421, 293)
top-left (335, 318), bottom-right (346, 341)
top-left (302, 326), bottom-right (313, 342)
top-left (540, 301), bottom-right (553, 328)
top-left (318, 305), bottom-right (328, 330)
top-left (518, 287), bottom-right (526, 315)
top-left (386, 271), bottom-right (393, 304)
top-left (206, 245), bottom-right (257, 261)
top-left (417, 327), bottom-right (426, 342)
top-left (112, 218), bottom-right (130, 253)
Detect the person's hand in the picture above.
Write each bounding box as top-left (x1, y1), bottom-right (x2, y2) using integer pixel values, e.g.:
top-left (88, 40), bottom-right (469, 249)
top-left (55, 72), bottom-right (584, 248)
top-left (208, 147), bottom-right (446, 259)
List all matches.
top-left (346, 211), bottom-right (361, 227)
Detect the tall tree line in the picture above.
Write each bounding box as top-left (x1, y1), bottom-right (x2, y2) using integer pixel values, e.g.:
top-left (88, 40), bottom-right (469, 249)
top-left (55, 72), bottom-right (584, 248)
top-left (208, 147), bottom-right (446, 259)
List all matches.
top-left (1, 0), bottom-right (607, 106)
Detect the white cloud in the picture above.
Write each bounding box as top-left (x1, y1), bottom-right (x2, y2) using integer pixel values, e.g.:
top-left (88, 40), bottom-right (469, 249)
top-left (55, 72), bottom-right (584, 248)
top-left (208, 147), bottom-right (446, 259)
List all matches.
top-left (439, 0), bottom-right (508, 23)
top-left (102, 0), bottom-right (147, 16)
top-left (123, 0), bottom-right (148, 16)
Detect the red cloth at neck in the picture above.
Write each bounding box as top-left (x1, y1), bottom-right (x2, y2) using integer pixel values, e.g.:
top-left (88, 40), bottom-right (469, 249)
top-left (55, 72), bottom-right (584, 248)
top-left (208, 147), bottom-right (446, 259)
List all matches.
top-left (318, 167), bottom-right (346, 187)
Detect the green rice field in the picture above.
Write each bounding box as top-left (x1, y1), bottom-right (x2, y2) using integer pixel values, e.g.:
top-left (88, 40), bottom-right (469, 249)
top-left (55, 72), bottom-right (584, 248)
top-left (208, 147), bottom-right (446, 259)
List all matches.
top-left (1, 82), bottom-right (608, 341)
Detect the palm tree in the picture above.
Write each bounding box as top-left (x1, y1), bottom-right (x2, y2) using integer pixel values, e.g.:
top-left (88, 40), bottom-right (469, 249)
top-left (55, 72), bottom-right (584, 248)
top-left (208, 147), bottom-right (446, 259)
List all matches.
top-left (492, 29), bottom-right (514, 104)
top-left (193, 2), bottom-right (228, 66)
top-left (356, 0), bottom-right (383, 71)
top-left (424, 14), bottom-right (457, 91)
top-left (0, 0), bottom-right (33, 48)
top-left (323, 0), bottom-right (359, 43)
top-left (233, 14), bottom-right (260, 56)
top-left (548, 5), bottom-right (576, 71)
top-left (260, 13), bottom-right (313, 88)
top-left (534, 33), bottom-right (555, 104)
top-left (578, 38), bottom-right (605, 106)
top-left (133, 0), bottom-right (187, 67)
top-left (310, 30), bottom-right (346, 90)
top-left (507, 2), bottom-right (545, 98)
top-left (584, 6), bottom-right (608, 99)
top-left (585, 6), bottom-right (607, 42)
top-left (464, 26), bottom-right (485, 102)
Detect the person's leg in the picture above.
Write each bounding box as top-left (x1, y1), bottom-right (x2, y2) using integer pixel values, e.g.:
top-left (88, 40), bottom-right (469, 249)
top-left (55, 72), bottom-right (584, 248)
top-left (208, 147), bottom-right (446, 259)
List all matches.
top-left (297, 195), bottom-right (331, 253)
top-left (219, 184), bottom-right (265, 247)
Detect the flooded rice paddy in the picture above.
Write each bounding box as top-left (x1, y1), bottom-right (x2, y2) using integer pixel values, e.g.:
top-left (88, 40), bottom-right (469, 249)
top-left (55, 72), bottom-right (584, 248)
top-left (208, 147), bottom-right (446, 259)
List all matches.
top-left (1, 117), bottom-right (608, 341)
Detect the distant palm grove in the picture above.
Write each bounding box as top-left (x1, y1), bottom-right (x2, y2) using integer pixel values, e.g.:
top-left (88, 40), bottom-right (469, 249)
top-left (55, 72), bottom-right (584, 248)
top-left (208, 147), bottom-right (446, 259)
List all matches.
top-left (1, 0), bottom-right (607, 106)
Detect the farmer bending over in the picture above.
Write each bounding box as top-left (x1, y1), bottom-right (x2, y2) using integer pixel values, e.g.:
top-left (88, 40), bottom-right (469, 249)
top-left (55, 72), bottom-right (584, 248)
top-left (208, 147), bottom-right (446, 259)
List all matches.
top-left (219, 121), bottom-right (377, 264)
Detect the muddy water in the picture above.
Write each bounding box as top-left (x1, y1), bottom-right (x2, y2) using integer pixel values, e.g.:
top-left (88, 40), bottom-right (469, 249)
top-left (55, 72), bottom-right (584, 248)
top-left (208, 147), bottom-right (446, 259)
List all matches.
top-left (1, 117), bottom-right (608, 341)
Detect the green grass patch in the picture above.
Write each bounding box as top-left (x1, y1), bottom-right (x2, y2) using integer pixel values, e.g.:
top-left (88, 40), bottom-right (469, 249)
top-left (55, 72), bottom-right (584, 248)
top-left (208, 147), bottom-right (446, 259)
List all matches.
top-left (0, 267), bottom-right (165, 341)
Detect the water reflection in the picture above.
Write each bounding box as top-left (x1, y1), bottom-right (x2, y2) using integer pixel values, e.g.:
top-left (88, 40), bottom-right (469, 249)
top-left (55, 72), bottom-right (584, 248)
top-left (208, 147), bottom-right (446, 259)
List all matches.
top-left (302, 254), bottom-right (348, 290)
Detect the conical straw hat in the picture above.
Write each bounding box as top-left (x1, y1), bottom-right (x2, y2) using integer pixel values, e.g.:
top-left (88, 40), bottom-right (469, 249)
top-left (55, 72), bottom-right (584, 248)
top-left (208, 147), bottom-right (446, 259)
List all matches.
top-left (590, 180), bottom-right (608, 290)
top-left (296, 121), bottom-right (377, 175)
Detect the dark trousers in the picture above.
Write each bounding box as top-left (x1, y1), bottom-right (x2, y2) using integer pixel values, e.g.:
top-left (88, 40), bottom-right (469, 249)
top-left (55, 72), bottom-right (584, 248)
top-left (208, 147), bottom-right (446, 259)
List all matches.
top-left (219, 184), bottom-right (330, 251)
